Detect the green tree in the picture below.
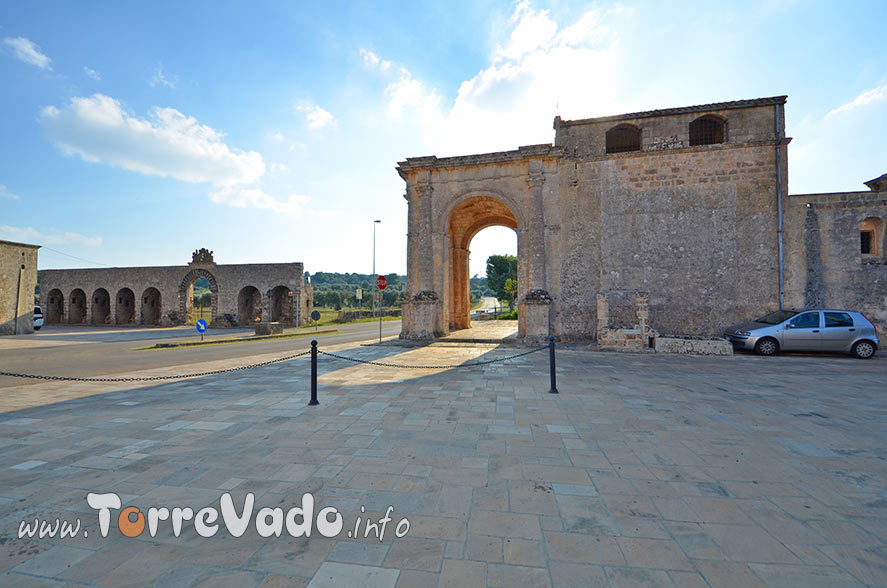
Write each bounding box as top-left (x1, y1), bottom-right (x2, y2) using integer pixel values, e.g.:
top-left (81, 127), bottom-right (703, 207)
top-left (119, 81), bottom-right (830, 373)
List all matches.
top-left (503, 278), bottom-right (518, 311)
top-left (486, 254), bottom-right (517, 305)
top-left (200, 292), bottom-right (211, 307)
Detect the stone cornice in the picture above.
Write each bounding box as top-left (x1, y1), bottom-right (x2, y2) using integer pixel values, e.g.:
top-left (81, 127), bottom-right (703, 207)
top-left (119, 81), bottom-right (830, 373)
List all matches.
top-left (554, 95), bottom-right (788, 128)
top-left (397, 144), bottom-right (564, 175)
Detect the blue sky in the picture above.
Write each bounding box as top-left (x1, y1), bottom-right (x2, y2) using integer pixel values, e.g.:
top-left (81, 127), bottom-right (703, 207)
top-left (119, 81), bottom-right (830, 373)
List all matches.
top-left (2, 0), bottom-right (885, 278)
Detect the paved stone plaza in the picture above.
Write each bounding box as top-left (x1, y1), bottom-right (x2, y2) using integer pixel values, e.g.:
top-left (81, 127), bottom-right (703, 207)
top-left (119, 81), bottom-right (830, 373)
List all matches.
top-left (1, 339), bottom-right (886, 587)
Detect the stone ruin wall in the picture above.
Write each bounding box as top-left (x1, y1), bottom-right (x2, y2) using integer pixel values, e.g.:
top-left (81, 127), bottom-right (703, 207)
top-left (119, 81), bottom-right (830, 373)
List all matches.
top-left (39, 257), bottom-right (311, 328)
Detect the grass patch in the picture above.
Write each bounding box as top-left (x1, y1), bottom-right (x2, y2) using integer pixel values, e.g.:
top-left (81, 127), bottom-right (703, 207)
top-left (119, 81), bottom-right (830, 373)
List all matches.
top-left (135, 328), bottom-right (341, 350)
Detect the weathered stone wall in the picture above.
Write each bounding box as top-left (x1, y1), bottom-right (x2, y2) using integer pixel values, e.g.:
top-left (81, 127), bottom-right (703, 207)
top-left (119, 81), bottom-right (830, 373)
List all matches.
top-left (554, 97), bottom-right (787, 337)
top-left (39, 258), bottom-right (310, 328)
top-left (0, 240), bottom-right (40, 335)
top-left (399, 96), bottom-right (789, 340)
top-left (784, 188), bottom-right (887, 332)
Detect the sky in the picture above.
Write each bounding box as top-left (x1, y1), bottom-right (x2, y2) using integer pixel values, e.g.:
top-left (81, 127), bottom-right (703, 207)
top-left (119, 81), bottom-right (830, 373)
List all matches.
top-left (1, 0), bottom-right (885, 278)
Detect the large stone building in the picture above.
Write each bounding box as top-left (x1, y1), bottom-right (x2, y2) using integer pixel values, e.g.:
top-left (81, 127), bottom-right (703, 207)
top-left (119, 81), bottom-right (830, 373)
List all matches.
top-left (397, 96), bottom-right (887, 341)
top-left (0, 239), bottom-right (40, 335)
top-left (38, 249), bottom-right (312, 328)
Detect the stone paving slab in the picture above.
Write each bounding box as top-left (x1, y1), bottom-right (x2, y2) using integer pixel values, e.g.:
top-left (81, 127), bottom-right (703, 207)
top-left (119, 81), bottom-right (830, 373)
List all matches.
top-left (0, 341), bottom-right (886, 586)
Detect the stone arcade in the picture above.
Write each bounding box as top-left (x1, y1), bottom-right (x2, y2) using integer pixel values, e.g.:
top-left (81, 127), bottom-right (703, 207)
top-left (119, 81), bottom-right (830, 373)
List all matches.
top-left (39, 249), bottom-right (312, 328)
top-left (397, 96), bottom-right (887, 342)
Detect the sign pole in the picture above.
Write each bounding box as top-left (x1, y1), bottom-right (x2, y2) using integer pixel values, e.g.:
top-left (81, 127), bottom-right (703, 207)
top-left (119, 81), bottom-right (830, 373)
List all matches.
top-left (375, 275), bottom-right (387, 344)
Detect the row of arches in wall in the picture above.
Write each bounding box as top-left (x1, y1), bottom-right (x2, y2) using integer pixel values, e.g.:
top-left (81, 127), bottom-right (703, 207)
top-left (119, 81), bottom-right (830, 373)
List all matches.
top-left (43, 285), bottom-right (295, 326)
top-left (44, 287), bottom-right (162, 326)
top-left (606, 114), bottom-right (726, 154)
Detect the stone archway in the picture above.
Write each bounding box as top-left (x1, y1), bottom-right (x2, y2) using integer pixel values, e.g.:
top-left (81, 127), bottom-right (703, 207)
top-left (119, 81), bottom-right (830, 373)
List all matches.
top-left (115, 288), bottom-right (135, 324)
top-left (448, 196), bottom-right (519, 331)
top-left (270, 285), bottom-right (292, 324)
top-left (141, 287), bottom-right (162, 325)
top-left (237, 286), bottom-right (262, 324)
top-left (178, 269), bottom-right (219, 325)
top-left (397, 148), bottom-right (558, 341)
top-left (45, 289), bottom-right (64, 324)
top-left (91, 288), bottom-right (110, 325)
top-left (69, 289), bottom-right (87, 324)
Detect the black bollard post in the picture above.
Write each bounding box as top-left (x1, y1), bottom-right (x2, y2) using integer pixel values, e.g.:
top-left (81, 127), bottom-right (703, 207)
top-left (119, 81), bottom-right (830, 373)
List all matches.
top-left (309, 340), bottom-right (319, 406)
top-left (548, 336), bottom-right (559, 394)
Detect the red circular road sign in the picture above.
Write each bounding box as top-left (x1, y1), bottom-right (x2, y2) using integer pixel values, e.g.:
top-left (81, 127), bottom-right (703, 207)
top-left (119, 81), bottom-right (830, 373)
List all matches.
top-left (376, 275), bottom-right (388, 290)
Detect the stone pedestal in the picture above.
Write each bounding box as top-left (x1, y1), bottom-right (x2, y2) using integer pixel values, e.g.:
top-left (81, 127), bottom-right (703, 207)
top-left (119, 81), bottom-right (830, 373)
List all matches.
top-left (521, 289), bottom-right (551, 344)
top-left (400, 291), bottom-right (443, 340)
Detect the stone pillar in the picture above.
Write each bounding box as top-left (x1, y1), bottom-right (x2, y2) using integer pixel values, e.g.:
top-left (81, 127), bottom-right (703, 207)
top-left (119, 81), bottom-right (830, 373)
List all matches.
top-left (520, 166), bottom-right (551, 340)
top-left (596, 293), bottom-right (609, 335)
top-left (401, 179), bottom-right (441, 339)
top-left (526, 170), bottom-right (547, 290)
top-left (452, 246), bottom-right (470, 330)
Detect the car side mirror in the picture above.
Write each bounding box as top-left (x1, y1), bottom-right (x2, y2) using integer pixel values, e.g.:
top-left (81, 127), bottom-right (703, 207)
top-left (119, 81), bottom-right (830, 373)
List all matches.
top-left (784, 323), bottom-right (795, 329)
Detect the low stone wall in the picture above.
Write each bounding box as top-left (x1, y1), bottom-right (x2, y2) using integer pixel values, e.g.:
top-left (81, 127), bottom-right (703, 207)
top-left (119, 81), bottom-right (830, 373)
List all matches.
top-left (337, 309), bottom-right (402, 321)
top-left (254, 322), bottom-right (283, 335)
top-left (654, 336), bottom-right (733, 356)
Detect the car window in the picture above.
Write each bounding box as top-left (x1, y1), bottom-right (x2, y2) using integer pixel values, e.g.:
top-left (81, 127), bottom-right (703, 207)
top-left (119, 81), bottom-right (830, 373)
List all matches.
top-left (788, 312), bottom-right (819, 328)
top-left (34, 306), bottom-right (42, 314)
top-left (756, 310), bottom-right (798, 324)
top-left (824, 312), bottom-right (853, 328)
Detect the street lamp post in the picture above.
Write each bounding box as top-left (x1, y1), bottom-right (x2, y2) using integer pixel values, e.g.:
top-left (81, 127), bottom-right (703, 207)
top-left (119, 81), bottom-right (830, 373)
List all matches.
top-left (372, 219), bottom-right (381, 328)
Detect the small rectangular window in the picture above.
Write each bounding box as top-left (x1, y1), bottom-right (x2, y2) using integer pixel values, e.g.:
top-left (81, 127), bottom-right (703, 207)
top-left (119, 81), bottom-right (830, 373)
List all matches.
top-left (861, 230), bottom-right (873, 254)
top-left (824, 312), bottom-right (853, 328)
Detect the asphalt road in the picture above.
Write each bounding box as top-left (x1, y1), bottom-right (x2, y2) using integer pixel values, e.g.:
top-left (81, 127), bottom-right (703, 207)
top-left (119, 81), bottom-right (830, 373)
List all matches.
top-left (0, 320), bottom-right (402, 387)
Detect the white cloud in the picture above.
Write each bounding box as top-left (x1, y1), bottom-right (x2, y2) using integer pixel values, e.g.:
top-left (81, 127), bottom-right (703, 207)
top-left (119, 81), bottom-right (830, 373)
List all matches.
top-left (827, 84), bottom-right (887, 117)
top-left (296, 101), bottom-right (335, 129)
top-left (209, 186), bottom-right (310, 216)
top-left (0, 225), bottom-right (102, 247)
top-left (360, 48), bottom-right (391, 72)
top-left (495, 1), bottom-right (557, 62)
top-left (150, 66), bottom-right (177, 88)
top-left (84, 66), bottom-right (101, 81)
top-left (40, 94), bottom-right (265, 186)
top-left (0, 185), bottom-right (21, 200)
top-left (3, 37), bottom-right (51, 70)
top-left (368, 3), bottom-right (620, 155)
top-left (270, 131), bottom-right (286, 142)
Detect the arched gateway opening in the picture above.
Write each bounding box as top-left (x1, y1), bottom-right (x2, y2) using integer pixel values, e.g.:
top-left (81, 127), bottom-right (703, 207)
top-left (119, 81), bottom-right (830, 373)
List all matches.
top-left (178, 269), bottom-right (218, 325)
top-left (238, 286), bottom-right (262, 325)
top-left (397, 149), bottom-right (556, 342)
top-left (448, 196), bottom-right (519, 331)
top-left (91, 288), bottom-right (110, 325)
top-left (115, 288), bottom-right (135, 325)
top-left (141, 287), bottom-right (161, 325)
top-left (46, 289), bottom-right (64, 324)
top-left (70, 289), bottom-right (86, 324)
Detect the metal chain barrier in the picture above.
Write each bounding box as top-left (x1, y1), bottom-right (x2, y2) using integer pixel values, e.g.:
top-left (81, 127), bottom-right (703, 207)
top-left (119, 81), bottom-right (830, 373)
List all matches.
top-left (1, 336), bottom-right (561, 406)
top-left (0, 350), bottom-right (311, 382)
top-left (316, 345), bottom-right (547, 369)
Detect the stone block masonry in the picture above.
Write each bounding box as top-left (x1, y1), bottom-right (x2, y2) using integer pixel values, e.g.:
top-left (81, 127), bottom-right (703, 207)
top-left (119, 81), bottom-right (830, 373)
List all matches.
top-left (0, 239), bottom-right (41, 335)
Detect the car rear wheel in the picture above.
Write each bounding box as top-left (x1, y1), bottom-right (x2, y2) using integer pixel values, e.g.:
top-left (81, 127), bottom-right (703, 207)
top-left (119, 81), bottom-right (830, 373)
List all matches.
top-left (754, 338), bottom-right (779, 356)
top-left (852, 340), bottom-right (876, 359)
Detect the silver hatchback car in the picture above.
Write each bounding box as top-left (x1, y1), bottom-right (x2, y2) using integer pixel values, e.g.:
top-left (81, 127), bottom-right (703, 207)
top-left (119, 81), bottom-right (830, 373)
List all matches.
top-left (725, 309), bottom-right (880, 359)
